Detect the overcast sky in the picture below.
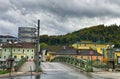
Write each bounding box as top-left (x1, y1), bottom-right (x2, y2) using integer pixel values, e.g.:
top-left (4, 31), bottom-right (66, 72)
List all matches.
top-left (0, 0), bottom-right (120, 36)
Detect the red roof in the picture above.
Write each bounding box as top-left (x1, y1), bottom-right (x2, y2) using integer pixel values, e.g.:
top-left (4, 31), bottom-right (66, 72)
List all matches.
top-left (2, 43), bottom-right (36, 48)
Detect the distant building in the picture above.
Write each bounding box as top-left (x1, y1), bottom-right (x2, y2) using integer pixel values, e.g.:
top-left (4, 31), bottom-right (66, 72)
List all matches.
top-left (18, 27), bottom-right (36, 43)
top-left (1, 43), bottom-right (35, 61)
top-left (46, 46), bottom-right (102, 61)
top-left (0, 35), bottom-right (17, 44)
top-left (72, 41), bottom-right (113, 62)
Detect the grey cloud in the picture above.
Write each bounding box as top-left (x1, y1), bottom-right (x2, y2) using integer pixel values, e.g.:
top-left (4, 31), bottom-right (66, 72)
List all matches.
top-left (0, 0), bottom-right (120, 36)
top-left (9, 0), bottom-right (120, 19)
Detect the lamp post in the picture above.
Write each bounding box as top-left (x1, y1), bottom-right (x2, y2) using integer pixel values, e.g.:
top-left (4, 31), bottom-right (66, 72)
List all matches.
top-left (107, 44), bottom-right (115, 70)
top-left (35, 20), bottom-right (40, 72)
top-left (7, 41), bottom-right (16, 76)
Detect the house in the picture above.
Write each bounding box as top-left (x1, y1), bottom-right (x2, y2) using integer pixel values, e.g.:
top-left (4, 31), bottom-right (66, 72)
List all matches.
top-left (114, 49), bottom-right (120, 60)
top-left (46, 46), bottom-right (102, 61)
top-left (77, 49), bottom-right (102, 61)
top-left (0, 35), bottom-right (18, 44)
top-left (1, 43), bottom-right (35, 62)
top-left (72, 41), bottom-right (113, 62)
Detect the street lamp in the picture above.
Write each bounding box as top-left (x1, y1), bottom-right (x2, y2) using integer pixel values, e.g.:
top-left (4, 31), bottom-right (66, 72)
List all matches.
top-left (107, 44), bottom-right (115, 70)
top-left (35, 20), bottom-right (41, 72)
top-left (8, 41), bottom-right (17, 58)
top-left (7, 41), bottom-right (17, 76)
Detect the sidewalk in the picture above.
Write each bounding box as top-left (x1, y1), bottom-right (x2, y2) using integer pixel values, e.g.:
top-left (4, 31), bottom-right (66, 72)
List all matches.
top-left (0, 72), bottom-right (41, 78)
top-left (0, 61), bottom-right (38, 78)
top-left (92, 67), bottom-right (120, 79)
top-left (92, 71), bottom-right (120, 79)
top-left (18, 61), bottom-right (35, 72)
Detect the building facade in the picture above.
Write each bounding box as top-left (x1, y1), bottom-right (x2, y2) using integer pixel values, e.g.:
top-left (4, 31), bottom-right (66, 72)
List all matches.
top-left (72, 41), bottom-right (111, 62)
top-left (18, 27), bottom-right (36, 43)
top-left (1, 43), bottom-right (35, 61)
top-left (0, 35), bottom-right (17, 44)
top-left (46, 46), bottom-right (102, 62)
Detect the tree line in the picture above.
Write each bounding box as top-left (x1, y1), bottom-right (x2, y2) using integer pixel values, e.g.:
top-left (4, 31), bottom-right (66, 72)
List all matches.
top-left (40, 24), bottom-right (120, 47)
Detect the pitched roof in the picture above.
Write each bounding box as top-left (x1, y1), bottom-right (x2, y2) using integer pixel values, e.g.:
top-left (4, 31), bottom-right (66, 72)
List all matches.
top-left (77, 49), bottom-right (102, 56)
top-left (0, 35), bottom-right (17, 38)
top-left (2, 43), bottom-right (35, 48)
top-left (55, 47), bottom-right (77, 55)
top-left (49, 46), bottom-right (102, 56)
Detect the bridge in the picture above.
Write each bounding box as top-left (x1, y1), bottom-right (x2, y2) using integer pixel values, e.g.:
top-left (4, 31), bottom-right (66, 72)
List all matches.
top-left (50, 56), bottom-right (93, 72)
top-left (1, 56), bottom-right (120, 79)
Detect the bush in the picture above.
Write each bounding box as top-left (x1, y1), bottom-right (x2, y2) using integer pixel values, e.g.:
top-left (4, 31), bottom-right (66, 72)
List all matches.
top-left (0, 70), bottom-right (9, 74)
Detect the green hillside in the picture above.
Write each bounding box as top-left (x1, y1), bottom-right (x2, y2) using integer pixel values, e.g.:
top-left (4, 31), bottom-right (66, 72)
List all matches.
top-left (40, 24), bottom-right (120, 47)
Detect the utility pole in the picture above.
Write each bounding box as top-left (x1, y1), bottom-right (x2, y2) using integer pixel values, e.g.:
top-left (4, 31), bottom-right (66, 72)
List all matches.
top-left (35, 19), bottom-right (40, 72)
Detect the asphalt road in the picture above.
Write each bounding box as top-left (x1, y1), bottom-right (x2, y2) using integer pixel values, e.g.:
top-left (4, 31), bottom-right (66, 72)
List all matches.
top-left (1, 62), bottom-right (118, 79)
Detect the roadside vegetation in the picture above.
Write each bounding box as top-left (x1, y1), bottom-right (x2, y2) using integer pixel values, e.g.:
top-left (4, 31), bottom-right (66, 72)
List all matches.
top-left (40, 24), bottom-right (120, 48)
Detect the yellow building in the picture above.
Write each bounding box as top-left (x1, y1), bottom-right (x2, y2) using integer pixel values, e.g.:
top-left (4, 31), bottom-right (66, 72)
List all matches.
top-left (72, 41), bottom-right (113, 62)
top-left (114, 49), bottom-right (120, 60)
top-left (1, 43), bottom-right (35, 61)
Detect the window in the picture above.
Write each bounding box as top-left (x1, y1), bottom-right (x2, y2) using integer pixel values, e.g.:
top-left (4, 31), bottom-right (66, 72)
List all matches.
top-left (32, 50), bottom-right (33, 52)
top-left (96, 56), bottom-right (98, 59)
top-left (18, 49), bottom-right (20, 51)
top-left (81, 56), bottom-right (83, 59)
top-left (0, 39), bottom-right (2, 42)
top-left (23, 49), bottom-right (24, 53)
top-left (21, 56), bottom-right (24, 58)
top-left (14, 49), bottom-right (15, 52)
top-left (27, 50), bottom-right (29, 52)
top-left (4, 49), bottom-right (6, 52)
top-left (31, 56), bottom-right (33, 59)
top-left (14, 56), bottom-right (17, 59)
top-left (80, 43), bottom-right (81, 46)
top-left (4, 56), bottom-right (6, 59)
top-left (94, 44), bottom-right (96, 48)
top-left (87, 56), bottom-right (90, 59)
top-left (27, 56), bottom-right (29, 59)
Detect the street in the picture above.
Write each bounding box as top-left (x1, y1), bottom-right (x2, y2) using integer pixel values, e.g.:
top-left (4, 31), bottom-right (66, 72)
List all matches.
top-left (1, 62), bottom-right (119, 79)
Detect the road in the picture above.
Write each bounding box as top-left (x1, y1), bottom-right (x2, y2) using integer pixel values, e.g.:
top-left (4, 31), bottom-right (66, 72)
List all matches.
top-left (1, 62), bottom-right (119, 79)
top-left (18, 61), bottom-right (35, 72)
top-left (40, 62), bottom-right (93, 79)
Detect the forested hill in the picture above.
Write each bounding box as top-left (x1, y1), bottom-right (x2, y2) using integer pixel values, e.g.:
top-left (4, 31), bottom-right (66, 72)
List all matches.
top-left (40, 24), bottom-right (120, 47)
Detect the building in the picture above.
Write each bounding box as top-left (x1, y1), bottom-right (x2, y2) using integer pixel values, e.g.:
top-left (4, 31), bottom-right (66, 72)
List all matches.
top-left (0, 35), bottom-right (17, 44)
top-left (46, 46), bottom-right (102, 61)
top-left (114, 49), bottom-right (120, 61)
top-left (1, 43), bottom-right (35, 61)
top-left (18, 27), bottom-right (36, 43)
top-left (72, 41), bottom-right (111, 62)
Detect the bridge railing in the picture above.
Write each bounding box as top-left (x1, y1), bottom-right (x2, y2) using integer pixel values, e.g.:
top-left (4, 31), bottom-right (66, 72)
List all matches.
top-left (51, 56), bottom-right (93, 72)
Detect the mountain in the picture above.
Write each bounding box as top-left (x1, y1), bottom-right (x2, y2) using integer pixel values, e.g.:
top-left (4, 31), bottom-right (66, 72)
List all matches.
top-left (40, 24), bottom-right (120, 47)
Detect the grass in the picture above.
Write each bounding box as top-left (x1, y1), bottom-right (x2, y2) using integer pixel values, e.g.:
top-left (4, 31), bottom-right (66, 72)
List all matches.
top-left (0, 70), bottom-right (9, 74)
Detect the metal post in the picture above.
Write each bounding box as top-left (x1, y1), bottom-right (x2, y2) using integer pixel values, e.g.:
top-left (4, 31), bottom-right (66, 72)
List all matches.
top-left (10, 45), bottom-right (12, 58)
top-left (35, 20), bottom-right (40, 72)
top-left (91, 55), bottom-right (92, 66)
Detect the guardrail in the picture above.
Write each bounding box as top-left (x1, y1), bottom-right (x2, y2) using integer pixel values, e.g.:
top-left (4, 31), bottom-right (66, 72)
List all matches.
top-left (14, 57), bottom-right (28, 71)
top-left (51, 56), bottom-right (93, 72)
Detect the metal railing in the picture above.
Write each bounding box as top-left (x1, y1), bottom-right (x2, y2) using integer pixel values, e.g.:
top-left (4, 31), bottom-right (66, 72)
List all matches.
top-left (14, 57), bottom-right (28, 71)
top-left (51, 56), bottom-right (93, 72)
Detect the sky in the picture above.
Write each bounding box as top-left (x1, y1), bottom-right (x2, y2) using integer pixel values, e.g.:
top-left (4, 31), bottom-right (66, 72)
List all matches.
top-left (0, 0), bottom-right (120, 37)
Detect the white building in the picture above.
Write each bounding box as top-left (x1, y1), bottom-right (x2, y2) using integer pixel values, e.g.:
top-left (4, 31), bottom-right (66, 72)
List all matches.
top-left (0, 35), bottom-right (17, 43)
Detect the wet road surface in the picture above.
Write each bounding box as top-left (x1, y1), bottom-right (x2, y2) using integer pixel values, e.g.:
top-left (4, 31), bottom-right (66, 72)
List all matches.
top-left (1, 62), bottom-right (114, 79)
